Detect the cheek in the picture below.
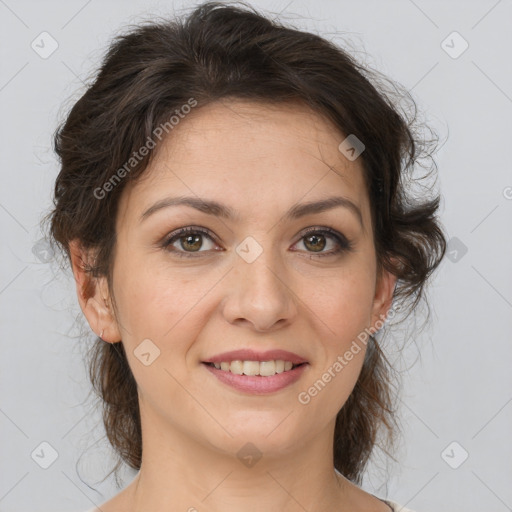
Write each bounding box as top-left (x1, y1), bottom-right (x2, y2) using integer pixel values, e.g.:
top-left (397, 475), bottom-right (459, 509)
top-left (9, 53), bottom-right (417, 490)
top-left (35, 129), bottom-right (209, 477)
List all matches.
top-left (298, 282), bottom-right (371, 425)
top-left (297, 263), bottom-right (375, 409)
top-left (304, 268), bottom-right (376, 342)
top-left (112, 256), bottom-right (223, 351)
top-left (112, 266), bottom-right (213, 402)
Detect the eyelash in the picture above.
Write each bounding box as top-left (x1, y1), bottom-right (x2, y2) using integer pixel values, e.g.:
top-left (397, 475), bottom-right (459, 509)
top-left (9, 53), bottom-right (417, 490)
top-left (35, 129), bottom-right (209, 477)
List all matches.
top-left (161, 226), bottom-right (353, 259)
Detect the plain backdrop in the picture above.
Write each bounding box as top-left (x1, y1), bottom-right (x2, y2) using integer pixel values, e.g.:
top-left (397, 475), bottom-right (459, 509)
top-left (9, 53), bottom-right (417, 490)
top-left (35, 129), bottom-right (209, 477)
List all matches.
top-left (0, 1), bottom-right (511, 511)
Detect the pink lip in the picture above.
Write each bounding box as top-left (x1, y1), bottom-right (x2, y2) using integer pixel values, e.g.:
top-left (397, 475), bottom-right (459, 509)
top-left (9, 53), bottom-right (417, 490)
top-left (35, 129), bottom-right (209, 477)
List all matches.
top-left (203, 362), bottom-right (308, 394)
top-left (202, 349), bottom-right (308, 365)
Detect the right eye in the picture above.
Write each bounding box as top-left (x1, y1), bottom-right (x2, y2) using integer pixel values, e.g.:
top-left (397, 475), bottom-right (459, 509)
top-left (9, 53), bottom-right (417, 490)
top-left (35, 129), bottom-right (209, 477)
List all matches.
top-left (162, 226), bottom-right (223, 258)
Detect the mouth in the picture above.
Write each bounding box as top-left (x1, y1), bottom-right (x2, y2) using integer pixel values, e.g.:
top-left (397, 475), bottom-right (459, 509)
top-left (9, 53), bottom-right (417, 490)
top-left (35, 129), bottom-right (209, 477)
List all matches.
top-left (203, 360), bottom-right (307, 377)
top-left (201, 349), bottom-right (309, 394)
top-left (202, 349), bottom-right (309, 393)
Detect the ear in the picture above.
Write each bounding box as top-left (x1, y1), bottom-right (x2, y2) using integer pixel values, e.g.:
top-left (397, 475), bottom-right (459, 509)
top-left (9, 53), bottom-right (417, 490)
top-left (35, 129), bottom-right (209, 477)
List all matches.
top-left (69, 239), bottom-right (121, 343)
top-left (370, 263), bottom-right (397, 331)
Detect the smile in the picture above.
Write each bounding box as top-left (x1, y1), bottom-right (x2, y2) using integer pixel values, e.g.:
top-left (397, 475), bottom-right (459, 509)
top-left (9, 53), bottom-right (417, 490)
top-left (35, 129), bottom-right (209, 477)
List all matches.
top-left (202, 349), bottom-right (309, 393)
top-left (206, 360), bottom-right (303, 377)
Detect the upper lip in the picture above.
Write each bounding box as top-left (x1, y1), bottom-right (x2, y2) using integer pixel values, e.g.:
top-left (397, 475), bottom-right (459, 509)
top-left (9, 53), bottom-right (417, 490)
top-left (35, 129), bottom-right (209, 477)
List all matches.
top-left (203, 349), bottom-right (308, 365)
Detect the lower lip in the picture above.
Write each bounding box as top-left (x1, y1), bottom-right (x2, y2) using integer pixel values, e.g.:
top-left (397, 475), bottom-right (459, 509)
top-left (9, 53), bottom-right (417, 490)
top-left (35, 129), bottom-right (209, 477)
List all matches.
top-left (203, 363), bottom-right (308, 394)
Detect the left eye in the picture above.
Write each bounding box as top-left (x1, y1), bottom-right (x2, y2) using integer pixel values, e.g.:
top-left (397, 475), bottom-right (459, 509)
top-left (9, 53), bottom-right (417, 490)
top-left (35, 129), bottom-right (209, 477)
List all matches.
top-left (292, 227), bottom-right (352, 257)
top-left (295, 232), bottom-right (336, 252)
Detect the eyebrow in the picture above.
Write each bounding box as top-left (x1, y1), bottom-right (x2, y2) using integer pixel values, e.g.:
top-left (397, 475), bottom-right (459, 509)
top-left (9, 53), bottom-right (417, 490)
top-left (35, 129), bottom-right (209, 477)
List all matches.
top-left (140, 195), bottom-right (363, 227)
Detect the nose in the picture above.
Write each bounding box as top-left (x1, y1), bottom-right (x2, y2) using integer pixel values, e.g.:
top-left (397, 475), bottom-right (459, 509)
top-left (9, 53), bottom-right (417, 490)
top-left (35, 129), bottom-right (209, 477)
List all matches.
top-left (221, 249), bottom-right (298, 332)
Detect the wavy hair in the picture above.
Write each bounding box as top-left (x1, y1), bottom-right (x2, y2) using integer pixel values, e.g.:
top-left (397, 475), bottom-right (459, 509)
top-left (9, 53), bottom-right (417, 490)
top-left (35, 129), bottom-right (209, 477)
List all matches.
top-left (45, 1), bottom-right (446, 486)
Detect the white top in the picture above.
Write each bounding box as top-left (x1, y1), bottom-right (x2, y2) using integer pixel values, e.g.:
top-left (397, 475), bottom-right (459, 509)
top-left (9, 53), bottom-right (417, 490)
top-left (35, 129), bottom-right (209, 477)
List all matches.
top-left (382, 499), bottom-right (416, 511)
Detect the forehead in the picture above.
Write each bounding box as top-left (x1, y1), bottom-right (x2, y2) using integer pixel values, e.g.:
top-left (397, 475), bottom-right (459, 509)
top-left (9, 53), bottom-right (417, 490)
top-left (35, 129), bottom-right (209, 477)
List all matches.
top-left (118, 100), bottom-right (369, 224)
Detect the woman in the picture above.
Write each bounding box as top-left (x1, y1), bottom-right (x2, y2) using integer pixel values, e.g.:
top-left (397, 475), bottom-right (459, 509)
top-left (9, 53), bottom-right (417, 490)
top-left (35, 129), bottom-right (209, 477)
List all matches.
top-left (46, 2), bottom-right (446, 511)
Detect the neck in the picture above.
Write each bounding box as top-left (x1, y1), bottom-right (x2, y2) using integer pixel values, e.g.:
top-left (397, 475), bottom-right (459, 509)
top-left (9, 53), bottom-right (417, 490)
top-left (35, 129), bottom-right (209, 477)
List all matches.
top-left (120, 412), bottom-right (356, 512)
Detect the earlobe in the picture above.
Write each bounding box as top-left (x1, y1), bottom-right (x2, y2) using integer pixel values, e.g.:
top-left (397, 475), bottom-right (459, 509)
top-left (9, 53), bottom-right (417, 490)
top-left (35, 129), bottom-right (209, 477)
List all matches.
top-left (84, 292), bottom-right (120, 342)
top-left (68, 239), bottom-right (121, 343)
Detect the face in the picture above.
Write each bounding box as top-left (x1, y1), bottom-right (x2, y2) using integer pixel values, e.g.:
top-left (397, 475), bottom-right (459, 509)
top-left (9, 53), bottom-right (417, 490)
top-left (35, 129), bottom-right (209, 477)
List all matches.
top-left (76, 99), bottom-right (395, 462)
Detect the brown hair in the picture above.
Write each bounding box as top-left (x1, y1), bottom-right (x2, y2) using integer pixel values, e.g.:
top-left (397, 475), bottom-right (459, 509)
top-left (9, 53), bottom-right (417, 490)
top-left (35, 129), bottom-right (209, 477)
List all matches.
top-left (44, 1), bottom-right (446, 486)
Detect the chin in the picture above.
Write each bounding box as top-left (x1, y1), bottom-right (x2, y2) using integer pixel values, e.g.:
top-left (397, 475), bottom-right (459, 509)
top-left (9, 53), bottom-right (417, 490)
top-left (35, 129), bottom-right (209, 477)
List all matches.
top-left (207, 413), bottom-right (305, 455)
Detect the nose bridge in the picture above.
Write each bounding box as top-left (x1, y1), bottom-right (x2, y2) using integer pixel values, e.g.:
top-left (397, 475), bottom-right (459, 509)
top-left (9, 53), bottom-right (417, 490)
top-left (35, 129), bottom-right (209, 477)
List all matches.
top-left (240, 250), bottom-right (281, 293)
top-left (222, 234), bottom-right (296, 330)
top-left (237, 236), bottom-right (287, 298)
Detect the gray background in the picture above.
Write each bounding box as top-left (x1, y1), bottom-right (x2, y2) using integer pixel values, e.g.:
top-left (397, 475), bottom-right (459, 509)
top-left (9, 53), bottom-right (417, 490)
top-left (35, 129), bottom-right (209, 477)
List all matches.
top-left (1, 0), bottom-right (511, 511)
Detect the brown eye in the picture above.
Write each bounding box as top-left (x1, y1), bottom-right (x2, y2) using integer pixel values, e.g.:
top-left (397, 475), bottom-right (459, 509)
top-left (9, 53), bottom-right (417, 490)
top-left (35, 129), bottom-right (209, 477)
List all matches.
top-left (303, 233), bottom-right (326, 252)
top-left (180, 234), bottom-right (203, 252)
top-left (293, 227), bottom-right (353, 257)
top-left (163, 227), bottom-right (220, 258)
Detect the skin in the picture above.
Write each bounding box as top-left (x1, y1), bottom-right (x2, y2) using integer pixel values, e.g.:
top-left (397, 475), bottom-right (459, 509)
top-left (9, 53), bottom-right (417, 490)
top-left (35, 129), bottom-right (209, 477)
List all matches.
top-left (70, 99), bottom-right (396, 512)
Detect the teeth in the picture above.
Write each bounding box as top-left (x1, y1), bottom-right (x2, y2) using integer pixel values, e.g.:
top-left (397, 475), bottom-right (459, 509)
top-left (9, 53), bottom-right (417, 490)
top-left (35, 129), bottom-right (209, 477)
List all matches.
top-left (209, 360), bottom-right (300, 376)
top-left (259, 361), bottom-right (276, 377)
top-left (243, 360), bottom-right (260, 376)
top-left (230, 360), bottom-right (243, 375)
